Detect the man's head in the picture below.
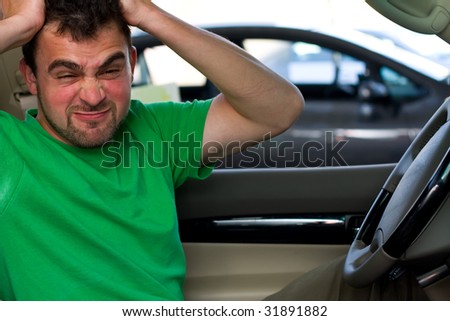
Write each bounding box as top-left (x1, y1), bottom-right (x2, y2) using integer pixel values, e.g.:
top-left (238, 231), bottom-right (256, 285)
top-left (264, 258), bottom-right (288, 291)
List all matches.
top-left (23, 0), bottom-right (132, 75)
top-left (20, 0), bottom-right (136, 148)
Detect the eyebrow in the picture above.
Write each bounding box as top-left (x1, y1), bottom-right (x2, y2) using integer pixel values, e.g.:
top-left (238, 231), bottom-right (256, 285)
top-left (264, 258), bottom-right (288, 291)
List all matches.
top-left (47, 52), bottom-right (127, 74)
top-left (98, 52), bottom-right (126, 70)
top-left (48, 60), bottom-right (81, 73)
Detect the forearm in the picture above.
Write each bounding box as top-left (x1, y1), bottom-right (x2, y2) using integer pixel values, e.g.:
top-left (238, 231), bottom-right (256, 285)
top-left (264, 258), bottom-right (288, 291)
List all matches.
top-left (0, 0), bottom-right (45, 54)
top-left (0, 15), bottom-right (37, 53)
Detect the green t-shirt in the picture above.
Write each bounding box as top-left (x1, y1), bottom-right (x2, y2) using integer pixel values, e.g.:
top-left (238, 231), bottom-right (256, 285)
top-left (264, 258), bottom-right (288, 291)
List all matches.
top-left (0, 99), bottom-right (212, 300)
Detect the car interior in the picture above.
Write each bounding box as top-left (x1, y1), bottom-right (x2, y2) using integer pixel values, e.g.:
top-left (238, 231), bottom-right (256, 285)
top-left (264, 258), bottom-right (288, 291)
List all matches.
top-left (0, 0), bottom-right (449, 300)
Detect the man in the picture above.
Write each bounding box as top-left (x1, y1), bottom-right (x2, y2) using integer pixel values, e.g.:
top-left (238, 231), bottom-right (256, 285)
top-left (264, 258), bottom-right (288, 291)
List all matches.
top-left (0, 0), bottom-right (303, 300)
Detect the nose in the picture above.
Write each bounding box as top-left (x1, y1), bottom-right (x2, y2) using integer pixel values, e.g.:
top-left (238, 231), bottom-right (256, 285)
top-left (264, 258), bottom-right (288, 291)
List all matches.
top-left (79, 77), bottom-right (106, 107)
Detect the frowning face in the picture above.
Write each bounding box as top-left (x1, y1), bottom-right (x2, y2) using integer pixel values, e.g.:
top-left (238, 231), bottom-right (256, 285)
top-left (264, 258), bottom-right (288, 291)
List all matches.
top-left (21, 21), bottom-right (137, 148)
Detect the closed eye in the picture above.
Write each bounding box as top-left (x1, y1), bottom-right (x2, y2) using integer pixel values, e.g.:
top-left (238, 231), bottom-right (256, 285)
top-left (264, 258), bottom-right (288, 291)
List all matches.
top-left (57, 73), bottom-right (77, 79)
top-left (99, 68), bottom-right (122, 79)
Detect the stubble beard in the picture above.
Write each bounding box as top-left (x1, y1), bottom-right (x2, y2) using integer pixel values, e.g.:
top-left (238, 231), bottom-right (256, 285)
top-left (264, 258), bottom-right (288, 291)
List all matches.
top-left (37, 92), bottom-right (124, 149)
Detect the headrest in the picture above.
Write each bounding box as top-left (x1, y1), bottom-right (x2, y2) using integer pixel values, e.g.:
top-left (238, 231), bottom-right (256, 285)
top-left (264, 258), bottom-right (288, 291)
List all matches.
top-left (0, 47), bottom-right (26, 119)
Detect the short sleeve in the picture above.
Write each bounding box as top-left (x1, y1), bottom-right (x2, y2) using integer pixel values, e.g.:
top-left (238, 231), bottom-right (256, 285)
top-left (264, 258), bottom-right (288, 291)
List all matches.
top-left (127, 99), bottom-right (215, 188)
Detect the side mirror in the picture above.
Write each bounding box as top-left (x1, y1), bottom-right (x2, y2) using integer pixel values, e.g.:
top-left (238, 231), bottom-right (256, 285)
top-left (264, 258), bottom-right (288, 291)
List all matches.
top-left (357, 77), bottom-right (393, 121)
top-left (358, 78), bottom-right (389, 101)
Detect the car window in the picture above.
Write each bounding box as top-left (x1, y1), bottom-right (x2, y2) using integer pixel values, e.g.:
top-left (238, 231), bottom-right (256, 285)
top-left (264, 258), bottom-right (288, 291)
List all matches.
top-left (140, 45), bottom-right (206, 87)
top-left (243, 39), bottom-right (366, 87)
top-left (380, 66), bottom-right (427, 100)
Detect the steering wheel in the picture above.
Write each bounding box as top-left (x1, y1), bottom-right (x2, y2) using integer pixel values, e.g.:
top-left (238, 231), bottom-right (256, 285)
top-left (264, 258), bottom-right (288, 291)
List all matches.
top-left (343, 98), bottom-right (450, 287)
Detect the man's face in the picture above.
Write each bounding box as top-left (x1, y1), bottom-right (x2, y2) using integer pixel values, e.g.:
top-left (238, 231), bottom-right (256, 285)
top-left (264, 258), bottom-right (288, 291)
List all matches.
top-left (22, 22), bottom-right (136, 148)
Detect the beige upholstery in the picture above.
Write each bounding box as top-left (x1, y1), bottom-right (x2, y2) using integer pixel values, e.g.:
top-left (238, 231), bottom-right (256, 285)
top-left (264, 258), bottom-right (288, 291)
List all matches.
top-left (0, 47), bottom-right (26, 119)
top-left (367, 0), bottom-right (450, 44)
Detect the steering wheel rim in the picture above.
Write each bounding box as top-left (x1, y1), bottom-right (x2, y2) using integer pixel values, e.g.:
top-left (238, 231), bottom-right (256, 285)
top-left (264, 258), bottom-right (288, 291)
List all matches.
top-left (343, 98), bottom-right (450, 287)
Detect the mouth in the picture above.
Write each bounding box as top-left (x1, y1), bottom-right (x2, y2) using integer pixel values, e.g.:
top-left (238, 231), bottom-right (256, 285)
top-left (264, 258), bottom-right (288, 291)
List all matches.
top-left (71, 108), bottom-right (111, 122)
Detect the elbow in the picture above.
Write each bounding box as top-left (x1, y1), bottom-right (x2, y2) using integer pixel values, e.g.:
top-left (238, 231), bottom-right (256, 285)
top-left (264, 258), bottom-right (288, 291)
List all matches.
top-left (290, 85), bottom-right (305, 123)
top-left (274, 84), bottom-right (304, 135)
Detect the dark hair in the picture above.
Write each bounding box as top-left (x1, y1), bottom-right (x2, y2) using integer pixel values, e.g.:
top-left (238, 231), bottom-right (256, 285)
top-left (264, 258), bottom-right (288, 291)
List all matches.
top-left (22, 0), bottom-right (131, 74)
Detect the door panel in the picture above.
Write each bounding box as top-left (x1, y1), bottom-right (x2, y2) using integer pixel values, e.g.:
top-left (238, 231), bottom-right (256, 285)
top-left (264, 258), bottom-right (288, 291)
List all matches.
top-left (177, 164), bottom-right (394, 219)
top-left (177, 164), bottom-right (395, 300)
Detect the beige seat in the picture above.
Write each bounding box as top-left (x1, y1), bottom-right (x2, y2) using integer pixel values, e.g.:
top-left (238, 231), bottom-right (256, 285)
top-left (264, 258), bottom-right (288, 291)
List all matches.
top-left (0, 47), bottom-right (35, 119)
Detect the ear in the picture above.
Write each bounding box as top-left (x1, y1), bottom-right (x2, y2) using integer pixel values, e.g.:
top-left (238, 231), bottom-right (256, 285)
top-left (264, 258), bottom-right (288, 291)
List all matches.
top-left (19, 58), bottom-right (38, 95)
